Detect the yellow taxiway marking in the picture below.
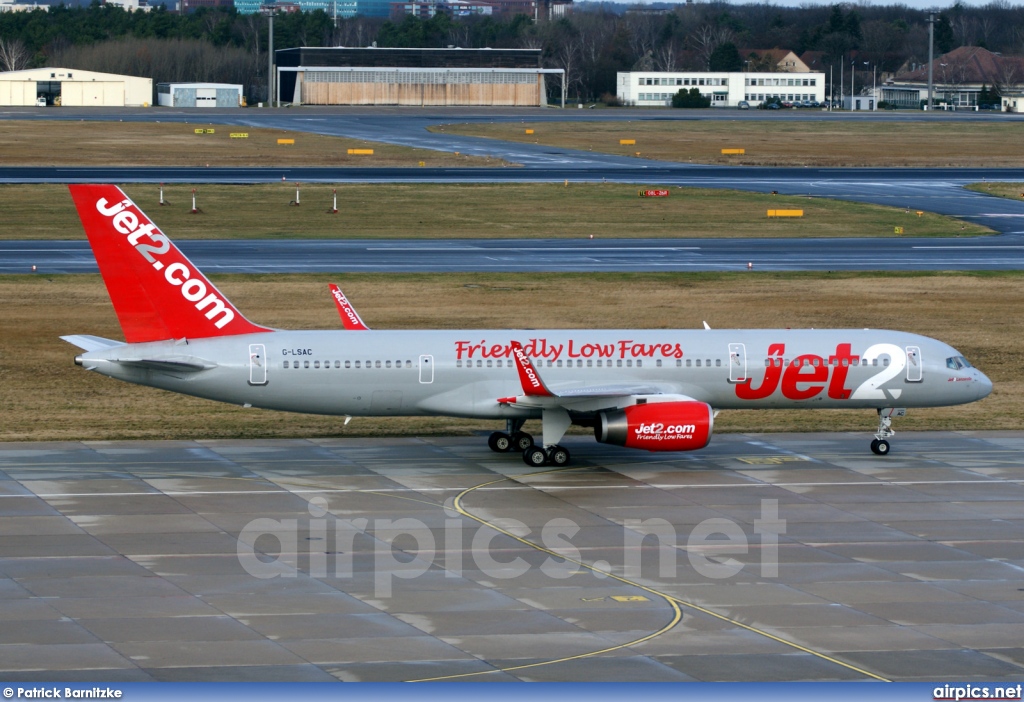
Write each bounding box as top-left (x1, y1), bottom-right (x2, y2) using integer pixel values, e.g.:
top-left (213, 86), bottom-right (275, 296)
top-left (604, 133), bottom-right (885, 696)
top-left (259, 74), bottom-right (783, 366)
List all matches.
top-left (408, 466), bottom-right (891, 683)
top-left (407, 466), bottom-right (683, 682)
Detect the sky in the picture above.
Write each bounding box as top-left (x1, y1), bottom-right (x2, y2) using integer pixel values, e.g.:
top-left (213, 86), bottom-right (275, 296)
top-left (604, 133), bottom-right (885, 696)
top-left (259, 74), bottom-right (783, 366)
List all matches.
top-left (621, 0), bottom-right (1024, 8)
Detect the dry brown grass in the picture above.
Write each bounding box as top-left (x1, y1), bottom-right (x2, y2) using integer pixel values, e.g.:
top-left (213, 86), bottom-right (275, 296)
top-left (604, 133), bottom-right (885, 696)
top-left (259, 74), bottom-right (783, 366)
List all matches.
top-left (965, 182), bottom-right (1024, 201)
top-left (433, 120), bottom-right (1024, 167)
top-left (1, 272), bottom-right (1019, 443)
top-left (0, 183), bottom-right (990, 240)
top-left (0, 120), bottom-right (500, 167)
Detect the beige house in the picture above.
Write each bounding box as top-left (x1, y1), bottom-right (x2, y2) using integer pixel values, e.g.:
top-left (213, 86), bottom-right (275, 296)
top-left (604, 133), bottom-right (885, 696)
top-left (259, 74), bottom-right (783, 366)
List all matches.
top-left (0, 67), bottom-right (152, 107)
top-left (740, 49), bottom-right (810, 73)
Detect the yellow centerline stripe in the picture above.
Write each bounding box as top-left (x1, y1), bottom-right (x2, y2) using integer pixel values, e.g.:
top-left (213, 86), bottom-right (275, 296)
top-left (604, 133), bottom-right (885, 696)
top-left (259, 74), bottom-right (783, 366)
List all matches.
top-left (408, 466), bottom-right (683, 682)
top-left (274, 466), bottom-right (889, 682)
top-left (410, 467), bottom-right (891, 683)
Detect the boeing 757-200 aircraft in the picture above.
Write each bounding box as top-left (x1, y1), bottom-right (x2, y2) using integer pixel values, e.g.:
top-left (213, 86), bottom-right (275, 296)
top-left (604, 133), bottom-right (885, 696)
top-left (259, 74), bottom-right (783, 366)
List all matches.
top-left (63, 185), bottom-right (992, 466)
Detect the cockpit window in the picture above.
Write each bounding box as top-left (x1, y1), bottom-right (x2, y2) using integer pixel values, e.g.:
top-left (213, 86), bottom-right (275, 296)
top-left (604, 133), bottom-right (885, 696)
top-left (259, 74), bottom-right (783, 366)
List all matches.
top-left (946, 356), bottom-right (973, 370)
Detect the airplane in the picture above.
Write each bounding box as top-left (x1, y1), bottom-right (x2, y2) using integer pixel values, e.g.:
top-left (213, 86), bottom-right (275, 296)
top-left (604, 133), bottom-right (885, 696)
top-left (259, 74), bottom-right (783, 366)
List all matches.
top-left (62, 184), bottom-right (992, 466)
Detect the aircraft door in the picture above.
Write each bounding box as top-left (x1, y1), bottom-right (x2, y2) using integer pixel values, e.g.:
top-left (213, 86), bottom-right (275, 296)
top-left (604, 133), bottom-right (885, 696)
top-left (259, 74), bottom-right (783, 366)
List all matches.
top-left (419, 355), bottom-right (434, 384)
top-left (906, 345), bottom-right (923, 382)
top-left (249, 344), bottom-right (267, 385)
top-left (728, 343), bottom-right (748, 383)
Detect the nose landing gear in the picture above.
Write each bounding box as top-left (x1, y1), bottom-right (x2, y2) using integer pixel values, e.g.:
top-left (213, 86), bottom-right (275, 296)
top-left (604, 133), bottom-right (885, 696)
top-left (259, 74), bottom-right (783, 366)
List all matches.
top-left (871, 408), bottom-right (904, 455)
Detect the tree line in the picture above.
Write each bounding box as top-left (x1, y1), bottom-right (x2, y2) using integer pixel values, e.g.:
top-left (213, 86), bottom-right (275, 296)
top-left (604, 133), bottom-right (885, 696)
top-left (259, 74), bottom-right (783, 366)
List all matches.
top-left (2, 1), bottom-right (1023, 102)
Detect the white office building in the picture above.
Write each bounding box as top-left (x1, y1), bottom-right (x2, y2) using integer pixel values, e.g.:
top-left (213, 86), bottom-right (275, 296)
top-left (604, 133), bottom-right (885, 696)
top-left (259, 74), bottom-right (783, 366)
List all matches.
top-left (618, 71), bottom-right (826, 108)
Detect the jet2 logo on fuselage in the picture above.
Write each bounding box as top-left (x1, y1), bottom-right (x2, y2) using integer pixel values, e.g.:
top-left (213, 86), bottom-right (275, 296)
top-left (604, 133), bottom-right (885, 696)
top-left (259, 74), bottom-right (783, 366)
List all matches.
top-left (736, 342), bottom-right (909, 402)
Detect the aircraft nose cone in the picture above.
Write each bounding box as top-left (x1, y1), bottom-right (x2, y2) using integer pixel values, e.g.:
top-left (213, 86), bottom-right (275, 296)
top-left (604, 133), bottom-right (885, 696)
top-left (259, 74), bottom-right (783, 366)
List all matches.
top-left (976, 371), bottom-right (993, 400)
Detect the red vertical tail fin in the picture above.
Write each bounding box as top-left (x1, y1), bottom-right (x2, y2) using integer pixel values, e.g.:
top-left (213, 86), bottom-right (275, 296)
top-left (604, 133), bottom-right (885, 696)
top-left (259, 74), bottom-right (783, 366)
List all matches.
top-left (69, 184), bottom-right (270, 343)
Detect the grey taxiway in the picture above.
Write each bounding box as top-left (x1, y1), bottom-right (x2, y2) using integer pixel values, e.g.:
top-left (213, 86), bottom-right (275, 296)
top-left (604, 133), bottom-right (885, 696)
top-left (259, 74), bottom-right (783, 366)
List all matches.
top-left (1, 432), bottom-right (1023, 682)
top-left (3, 108), bottom-right (1024, 274)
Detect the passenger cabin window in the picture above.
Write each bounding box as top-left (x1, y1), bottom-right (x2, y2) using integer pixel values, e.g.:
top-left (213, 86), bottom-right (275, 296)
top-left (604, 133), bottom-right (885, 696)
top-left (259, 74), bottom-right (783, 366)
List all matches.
top-left (283, 361), bottom-right (289, 368)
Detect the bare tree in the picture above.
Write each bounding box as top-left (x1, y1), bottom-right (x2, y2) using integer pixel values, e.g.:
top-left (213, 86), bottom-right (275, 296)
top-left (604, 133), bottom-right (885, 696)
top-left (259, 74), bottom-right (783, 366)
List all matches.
top-left (654, 39), bottom-right (681, 72)
top-left (995, 58), bottom-right (1021, 97)
top-left (553, 38), bottom-right (584, 102)
top-left (688, 23), bottom-right (733, 70)
top-left (624, 11), bottom-right (658, 63)
top-left (952, 15), bottom-right (977, 47)
top-left (0, 36), bottom-right (31, 73)
top-left (978, 16), bottom-right (996, 47)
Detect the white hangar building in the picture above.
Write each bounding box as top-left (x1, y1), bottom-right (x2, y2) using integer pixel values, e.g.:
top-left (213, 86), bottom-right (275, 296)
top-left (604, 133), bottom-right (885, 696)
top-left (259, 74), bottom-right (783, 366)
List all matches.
top-left (157, 83), bottom-right (244, 108)
top-left (0, 67), bottom-right (153, 107)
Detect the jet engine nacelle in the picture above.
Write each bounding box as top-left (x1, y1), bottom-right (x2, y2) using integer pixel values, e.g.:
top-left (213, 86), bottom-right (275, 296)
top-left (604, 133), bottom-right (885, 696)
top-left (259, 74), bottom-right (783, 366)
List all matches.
top-left (595, 401), bottom-right (714, 452)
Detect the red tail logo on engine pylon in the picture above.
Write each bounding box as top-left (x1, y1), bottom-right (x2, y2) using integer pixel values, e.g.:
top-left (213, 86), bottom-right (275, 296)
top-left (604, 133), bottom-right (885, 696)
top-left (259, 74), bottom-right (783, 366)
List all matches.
top-left (328, 284), bottom-right (370, 331)
top-left (510, 341), bottom-right (554, 397)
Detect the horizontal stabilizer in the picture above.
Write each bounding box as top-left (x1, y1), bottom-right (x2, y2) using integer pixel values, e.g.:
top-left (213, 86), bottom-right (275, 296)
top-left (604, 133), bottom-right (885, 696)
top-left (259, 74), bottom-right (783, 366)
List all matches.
top-left (60, 335), bottom-right (124, 352)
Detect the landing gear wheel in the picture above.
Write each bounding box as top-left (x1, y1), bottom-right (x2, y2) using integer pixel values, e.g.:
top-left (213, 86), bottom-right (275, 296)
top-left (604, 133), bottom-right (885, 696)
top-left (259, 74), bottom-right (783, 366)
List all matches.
top-left (523, 446), bottom-right (548, 467)
top-left (547, 445), bottom-right (571, 466)
top-left (871, 439), bottom-right (890, 456)
top-left (488, 432), bottom-right (512, 453)
top-left (511, 432), bottom-right (534, 452)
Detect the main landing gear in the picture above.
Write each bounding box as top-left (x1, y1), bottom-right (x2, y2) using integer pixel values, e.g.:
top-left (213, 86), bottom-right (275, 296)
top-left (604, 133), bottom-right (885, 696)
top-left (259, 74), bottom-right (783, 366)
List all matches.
top-left (487, 419), bottom-right (571, 467)
top-left (487, 418), bottom-right (534, 453)
top-left (870, 408), bottom-right (903, 455)
top-left (522, 443), bottom-right (571, 467)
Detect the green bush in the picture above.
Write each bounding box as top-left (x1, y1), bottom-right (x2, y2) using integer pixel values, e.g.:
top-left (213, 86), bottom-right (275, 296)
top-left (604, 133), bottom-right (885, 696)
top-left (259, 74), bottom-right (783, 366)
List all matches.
top-left (672, 88), bottom-right (711, 109)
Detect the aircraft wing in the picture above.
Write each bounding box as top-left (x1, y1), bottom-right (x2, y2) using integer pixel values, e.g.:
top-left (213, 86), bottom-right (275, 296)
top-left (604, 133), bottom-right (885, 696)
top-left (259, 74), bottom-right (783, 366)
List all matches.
top-left (553, 383), bottom-right (674, 397)
top-left (500, 341), bottom-right (692, 409)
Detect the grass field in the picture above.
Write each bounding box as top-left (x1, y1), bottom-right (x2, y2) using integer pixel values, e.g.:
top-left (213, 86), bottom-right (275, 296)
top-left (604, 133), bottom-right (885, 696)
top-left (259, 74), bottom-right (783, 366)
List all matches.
top-left (1, 271), bottom-right (1018, 443)
top-left (432, 120), bottom-right (1024, 167)
top-left (1, 183), bottom-right (990, 241)
top-left (0, 120), bottom-right (500, 167)
top-left (965, 182), bottom-right (1024, 201)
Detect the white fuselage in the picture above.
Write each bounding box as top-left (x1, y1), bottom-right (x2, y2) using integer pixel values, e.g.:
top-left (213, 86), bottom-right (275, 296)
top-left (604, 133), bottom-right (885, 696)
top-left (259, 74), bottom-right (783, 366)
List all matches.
top-left (78, 328), bottom-right (992, 419)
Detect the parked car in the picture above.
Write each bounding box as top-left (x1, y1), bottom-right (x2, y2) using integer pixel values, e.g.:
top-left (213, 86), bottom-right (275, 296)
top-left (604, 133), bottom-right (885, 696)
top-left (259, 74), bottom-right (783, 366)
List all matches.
top-left (738, 100), bottom-right (750, 110)
top-left (765, 102), bottom-right (781, 110)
